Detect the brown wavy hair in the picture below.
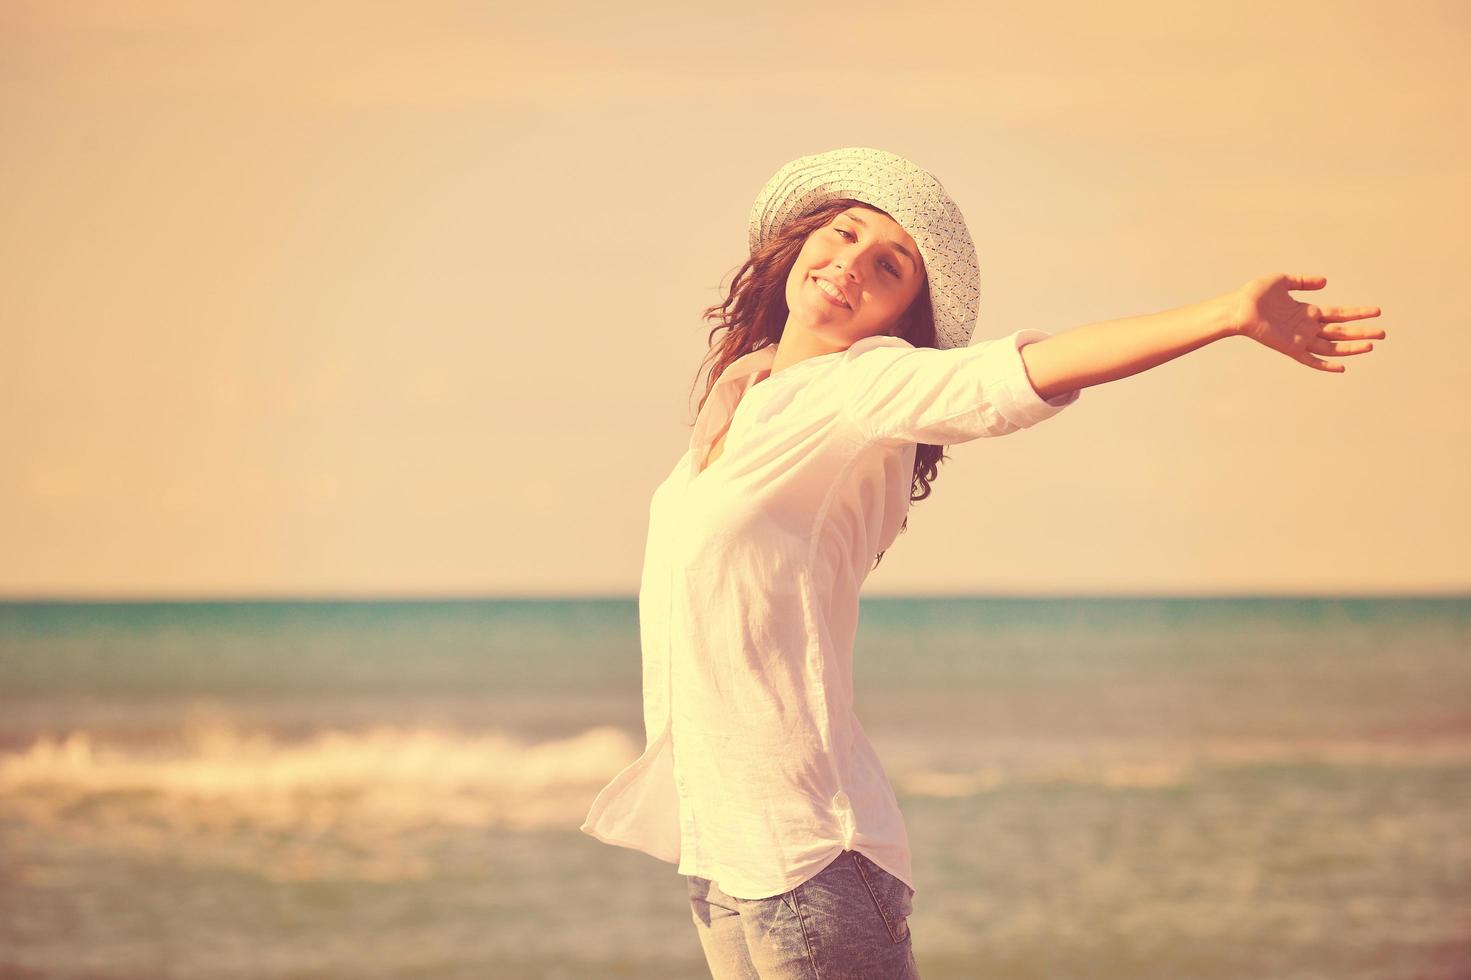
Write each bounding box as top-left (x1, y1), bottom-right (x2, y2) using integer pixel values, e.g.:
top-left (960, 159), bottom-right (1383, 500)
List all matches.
top-left (691, 198), bottom-right (949, 571)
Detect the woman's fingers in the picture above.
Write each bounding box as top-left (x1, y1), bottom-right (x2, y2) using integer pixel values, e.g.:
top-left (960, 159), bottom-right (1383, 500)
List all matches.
top-left (1309, 337), bottom-right (1376, 356)
top-left (1285, 273), bottom-right (1329, 290)
top-left (1319, 321), bottom-right (1387, 340)
top-left (1301, 353), bottom-right (1347, 372)
top-left (1320, 305), bottom-right (1383, 324)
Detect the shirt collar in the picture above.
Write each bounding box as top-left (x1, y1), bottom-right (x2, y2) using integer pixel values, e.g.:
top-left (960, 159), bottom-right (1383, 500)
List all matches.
top-left (710, 344), bottom-right (780, 390)
top-left (711, 340), bottom-right (897, 390)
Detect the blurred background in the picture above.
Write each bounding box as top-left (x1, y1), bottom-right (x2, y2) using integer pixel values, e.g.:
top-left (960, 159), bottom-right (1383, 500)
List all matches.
top-left (2, 1), bottom-right (1468, 978)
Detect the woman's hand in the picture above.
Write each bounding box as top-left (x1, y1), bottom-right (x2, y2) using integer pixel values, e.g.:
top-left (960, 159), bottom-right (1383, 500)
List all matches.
top-left (1230, 273), bottom-right (1385, 372)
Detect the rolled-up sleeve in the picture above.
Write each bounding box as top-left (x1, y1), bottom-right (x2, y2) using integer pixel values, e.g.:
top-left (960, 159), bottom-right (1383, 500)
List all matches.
top-left (842, 329), bottom-right (1081, 447)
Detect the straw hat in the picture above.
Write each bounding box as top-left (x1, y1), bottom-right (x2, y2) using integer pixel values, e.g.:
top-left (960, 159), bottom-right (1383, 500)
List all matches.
top-left (748, 146), bottom-right (980, 350)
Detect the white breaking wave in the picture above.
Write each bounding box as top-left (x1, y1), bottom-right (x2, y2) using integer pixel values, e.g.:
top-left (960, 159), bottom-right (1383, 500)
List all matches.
top-left (4, 713), bottom-right (1467, 880)
top-left (0, 715), bottom-right (645, 881)
top-left (1, 718), bottom-right (644, 829)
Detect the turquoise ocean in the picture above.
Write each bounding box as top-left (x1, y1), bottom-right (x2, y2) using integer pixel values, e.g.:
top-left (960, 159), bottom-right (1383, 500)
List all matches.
top-left (1, 596), bottom-right (1468, 979)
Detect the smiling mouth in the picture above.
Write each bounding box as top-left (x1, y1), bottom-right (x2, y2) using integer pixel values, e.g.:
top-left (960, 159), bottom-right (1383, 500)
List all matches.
top-left (812, 277), bottom-right (850, 309)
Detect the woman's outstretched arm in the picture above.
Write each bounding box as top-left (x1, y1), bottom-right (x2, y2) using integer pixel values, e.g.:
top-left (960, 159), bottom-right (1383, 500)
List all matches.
top-left (1018, 273), bottom-right (1386, 401)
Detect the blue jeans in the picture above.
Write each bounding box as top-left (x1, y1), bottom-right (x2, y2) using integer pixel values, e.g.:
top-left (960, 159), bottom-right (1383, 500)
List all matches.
top-left (688, 849), bottom-right (921, 979)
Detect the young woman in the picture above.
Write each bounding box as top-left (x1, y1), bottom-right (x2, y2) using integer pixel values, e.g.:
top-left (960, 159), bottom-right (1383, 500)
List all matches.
top-left (580, 146), bottom-right (1385, 979)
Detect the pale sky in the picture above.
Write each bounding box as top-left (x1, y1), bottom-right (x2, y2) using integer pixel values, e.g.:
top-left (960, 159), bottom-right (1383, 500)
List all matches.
top-left (3, 0), bottom-right (1468, 599)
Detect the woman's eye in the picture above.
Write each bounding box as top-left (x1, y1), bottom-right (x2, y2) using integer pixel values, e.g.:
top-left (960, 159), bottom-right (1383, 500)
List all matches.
top-left (834, 226), bottom-right (900, 278)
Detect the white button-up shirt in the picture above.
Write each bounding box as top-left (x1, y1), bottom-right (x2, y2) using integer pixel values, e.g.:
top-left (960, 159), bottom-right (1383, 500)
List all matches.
top-left (580, 328), bottom-right (1081, 900)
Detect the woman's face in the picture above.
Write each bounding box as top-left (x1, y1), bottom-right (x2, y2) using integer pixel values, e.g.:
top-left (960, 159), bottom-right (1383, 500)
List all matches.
top-left (782, 205), bottom-right (927, 350)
